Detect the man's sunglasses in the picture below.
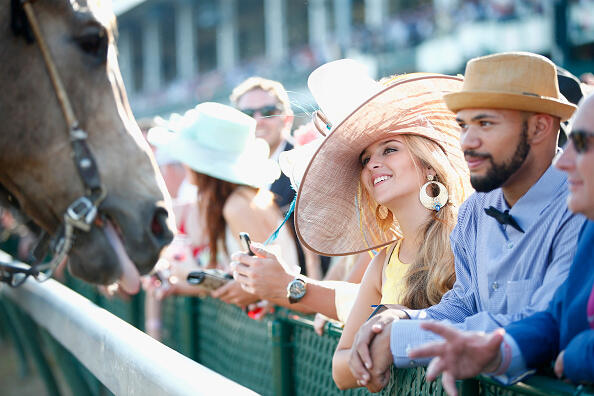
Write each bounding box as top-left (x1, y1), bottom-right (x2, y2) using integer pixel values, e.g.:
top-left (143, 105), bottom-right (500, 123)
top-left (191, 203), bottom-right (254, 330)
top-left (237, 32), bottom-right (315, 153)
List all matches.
top-left (569, 129), bottom-right (594, 154)
top-left (240, 105), bottom-right (281, 118)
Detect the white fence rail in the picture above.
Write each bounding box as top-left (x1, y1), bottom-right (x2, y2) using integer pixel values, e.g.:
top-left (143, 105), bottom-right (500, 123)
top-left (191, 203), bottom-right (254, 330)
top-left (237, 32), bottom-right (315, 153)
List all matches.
top-left (1, 276), bottom-right (256, 396)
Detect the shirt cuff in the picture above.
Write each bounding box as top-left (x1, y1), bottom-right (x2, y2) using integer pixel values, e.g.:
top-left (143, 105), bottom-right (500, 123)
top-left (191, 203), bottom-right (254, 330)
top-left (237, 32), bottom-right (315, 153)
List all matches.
top-left (488, 333), bottom-right (534, 385)
top-left (403, 308), bottom-right (429, 320)
top-left (389, 319), bottom-right (435, 368)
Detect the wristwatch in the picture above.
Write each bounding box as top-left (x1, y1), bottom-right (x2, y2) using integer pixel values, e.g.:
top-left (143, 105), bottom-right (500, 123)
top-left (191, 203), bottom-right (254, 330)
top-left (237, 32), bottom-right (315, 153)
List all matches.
top-left (286, 277), bottom-right (307, 304)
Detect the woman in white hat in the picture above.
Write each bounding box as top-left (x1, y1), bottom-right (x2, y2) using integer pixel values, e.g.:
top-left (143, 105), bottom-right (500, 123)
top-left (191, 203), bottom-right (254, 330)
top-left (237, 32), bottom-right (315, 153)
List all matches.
top-left (233, 60), bottom-right (473, 388)
top-left (148, 102), bottom-right (298, 302)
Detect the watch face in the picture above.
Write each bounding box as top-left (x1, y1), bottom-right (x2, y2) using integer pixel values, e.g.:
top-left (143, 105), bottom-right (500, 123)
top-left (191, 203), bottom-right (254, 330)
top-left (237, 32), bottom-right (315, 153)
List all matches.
top-left (289, 279), bottom-right (306, 298)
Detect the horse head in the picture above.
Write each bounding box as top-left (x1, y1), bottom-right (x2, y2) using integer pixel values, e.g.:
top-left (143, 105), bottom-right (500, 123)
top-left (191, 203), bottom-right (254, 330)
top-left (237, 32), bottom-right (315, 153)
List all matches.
top-left (0, 1), bottom-right (175, 292)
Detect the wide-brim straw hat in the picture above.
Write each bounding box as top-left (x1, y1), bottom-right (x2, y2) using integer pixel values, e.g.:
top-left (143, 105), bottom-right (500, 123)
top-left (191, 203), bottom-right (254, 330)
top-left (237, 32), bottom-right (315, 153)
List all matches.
top-left (148, 102), bottom-right (280, 188)
top-left (292, 59), bottom-right (470, 256)
top-left (444, 52), bottom-right (577, 121)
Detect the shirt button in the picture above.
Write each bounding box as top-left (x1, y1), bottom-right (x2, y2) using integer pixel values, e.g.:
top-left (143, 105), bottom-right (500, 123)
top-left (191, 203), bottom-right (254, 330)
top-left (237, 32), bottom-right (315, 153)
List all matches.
top-left (409, 360), bottom-right (416, 366)
top-left (507, 242), bottom-right (514, 249)
top-left (492, 282), bottom-right (499, 290)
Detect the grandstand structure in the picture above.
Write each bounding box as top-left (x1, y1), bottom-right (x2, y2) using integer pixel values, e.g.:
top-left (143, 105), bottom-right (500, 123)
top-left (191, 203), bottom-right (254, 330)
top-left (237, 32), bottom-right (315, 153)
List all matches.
top-left (114, 0), bottom-right (594, 118)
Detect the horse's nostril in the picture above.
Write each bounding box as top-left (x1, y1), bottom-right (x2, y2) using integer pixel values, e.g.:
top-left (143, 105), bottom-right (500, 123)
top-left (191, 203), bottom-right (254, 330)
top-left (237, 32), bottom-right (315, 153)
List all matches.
top-left (150, 207), bottom-right (173, 248)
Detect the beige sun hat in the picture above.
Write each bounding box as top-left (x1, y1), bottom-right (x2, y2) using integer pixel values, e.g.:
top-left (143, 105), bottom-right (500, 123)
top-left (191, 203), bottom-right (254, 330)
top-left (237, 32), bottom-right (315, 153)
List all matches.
top-left (293, 59), bottom-right (471, 256)
top-left (444, 52), bottom-right (577, 121)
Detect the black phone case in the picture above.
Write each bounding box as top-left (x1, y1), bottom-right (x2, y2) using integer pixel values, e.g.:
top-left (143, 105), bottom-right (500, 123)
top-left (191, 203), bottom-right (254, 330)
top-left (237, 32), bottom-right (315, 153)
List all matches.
top-left (187, 269), bottom-right (232, 291)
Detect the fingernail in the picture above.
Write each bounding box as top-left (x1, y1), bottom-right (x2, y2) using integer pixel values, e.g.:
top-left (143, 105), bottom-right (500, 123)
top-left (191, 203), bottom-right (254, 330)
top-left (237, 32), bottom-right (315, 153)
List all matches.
top-left (365, 362), bottom-right (371, 369)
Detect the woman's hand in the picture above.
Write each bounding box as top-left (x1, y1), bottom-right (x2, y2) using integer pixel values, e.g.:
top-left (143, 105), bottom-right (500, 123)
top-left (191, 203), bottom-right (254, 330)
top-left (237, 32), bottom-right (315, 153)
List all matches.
top-left (231, 243), bottom-right (295, 301)
top-left (211, 280), bottom-right (259, 308)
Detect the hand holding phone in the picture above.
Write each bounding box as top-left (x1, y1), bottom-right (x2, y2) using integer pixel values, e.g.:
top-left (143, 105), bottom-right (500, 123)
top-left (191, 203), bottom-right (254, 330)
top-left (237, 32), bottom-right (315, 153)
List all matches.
top-left (239, 232), bottom-right (255, 256)
top-left (187, 269), bottom-right (232, 292)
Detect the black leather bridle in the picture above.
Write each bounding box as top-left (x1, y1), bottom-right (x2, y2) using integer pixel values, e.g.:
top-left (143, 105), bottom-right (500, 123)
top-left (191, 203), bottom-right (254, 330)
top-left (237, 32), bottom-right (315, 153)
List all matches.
top-left (1, 0), bottom-right (107, 285)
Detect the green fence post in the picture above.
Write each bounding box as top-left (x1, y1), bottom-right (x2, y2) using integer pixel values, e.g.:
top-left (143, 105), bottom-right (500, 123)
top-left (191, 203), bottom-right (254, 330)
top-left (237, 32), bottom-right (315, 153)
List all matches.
top-left (458, 378), bottom-right (479, 396)
top-left (270, 319), bottom-right (293, 396)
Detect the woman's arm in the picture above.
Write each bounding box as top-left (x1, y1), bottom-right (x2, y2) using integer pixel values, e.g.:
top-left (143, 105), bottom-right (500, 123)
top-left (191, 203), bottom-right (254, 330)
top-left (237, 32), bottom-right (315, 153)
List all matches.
top-left (332, 249), bottom-right (385, 389)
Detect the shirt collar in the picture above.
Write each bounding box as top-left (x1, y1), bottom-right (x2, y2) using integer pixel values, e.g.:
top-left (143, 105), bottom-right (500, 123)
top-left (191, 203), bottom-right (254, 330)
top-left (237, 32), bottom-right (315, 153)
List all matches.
top-left (493, 165), bottom-right (567, 232)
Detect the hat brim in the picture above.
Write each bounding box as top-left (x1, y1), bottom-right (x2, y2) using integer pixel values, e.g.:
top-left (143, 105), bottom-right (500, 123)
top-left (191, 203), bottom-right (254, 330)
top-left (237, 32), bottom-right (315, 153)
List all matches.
top-left (148, 128), bottom-right (279, 188)
top-left (295, 75), bottom-right (468, 256)
top-left (443, 91), bottom-right (577, 122)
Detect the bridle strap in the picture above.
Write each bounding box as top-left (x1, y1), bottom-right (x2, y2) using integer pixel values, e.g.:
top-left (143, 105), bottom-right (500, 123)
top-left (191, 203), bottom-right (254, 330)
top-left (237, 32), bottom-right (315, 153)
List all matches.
top-left (22, 0), bottom-right (78, 129)
top-left (2, 1), bottom-right (108, 283)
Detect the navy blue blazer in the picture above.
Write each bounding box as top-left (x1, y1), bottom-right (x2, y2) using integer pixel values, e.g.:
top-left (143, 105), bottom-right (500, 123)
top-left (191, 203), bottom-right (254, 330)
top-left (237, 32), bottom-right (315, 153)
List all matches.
top-left (506, 219), bottom-right (594, 383)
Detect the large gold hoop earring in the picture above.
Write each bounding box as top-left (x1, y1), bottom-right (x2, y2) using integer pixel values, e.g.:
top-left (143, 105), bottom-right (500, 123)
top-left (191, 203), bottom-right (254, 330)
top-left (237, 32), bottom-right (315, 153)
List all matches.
top-left (419, 175), bottom-right (448, 211)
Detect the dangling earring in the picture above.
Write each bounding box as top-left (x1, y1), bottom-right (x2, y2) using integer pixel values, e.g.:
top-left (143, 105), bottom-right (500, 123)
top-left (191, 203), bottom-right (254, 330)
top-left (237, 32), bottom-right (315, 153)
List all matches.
top-left (376, 204), bottom-right (389, 220)
top-left (419, 175), bottom-right (449, 211)
top-left (375, 204), bottom-right (394, 230)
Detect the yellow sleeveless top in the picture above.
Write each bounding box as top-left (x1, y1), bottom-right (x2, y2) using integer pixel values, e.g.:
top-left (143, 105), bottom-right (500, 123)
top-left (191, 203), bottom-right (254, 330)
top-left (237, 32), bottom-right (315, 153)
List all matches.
top-left (380, 240), bottom-right (408, 304)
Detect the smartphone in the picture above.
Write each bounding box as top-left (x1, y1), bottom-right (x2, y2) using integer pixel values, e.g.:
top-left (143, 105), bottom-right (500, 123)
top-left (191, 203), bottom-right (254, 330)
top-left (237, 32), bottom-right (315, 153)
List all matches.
top-left (239, 232), bottom-right (255, 256)
top-left (187, 269), bottom-right (232, 291)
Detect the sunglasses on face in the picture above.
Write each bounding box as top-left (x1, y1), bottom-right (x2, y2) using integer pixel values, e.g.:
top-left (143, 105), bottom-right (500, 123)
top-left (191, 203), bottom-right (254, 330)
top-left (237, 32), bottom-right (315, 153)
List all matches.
top-left (240, 105), bottom-right (281, 118)
top-left (569, 129), bottom-right (594, 154)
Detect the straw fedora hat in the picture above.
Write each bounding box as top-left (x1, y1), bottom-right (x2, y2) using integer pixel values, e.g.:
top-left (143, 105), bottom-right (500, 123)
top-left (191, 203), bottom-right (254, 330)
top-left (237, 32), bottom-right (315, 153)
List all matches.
top-left (148, 102), bottom-right (280, 188)
top-left (444, 52), bottom-right (577, 121)
top-left (292, 59), bottom-right (470, 256)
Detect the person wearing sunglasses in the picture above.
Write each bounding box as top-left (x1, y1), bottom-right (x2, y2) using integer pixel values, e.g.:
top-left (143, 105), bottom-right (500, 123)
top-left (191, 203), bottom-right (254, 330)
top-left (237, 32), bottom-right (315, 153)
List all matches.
top-left (230, 77), bottom-right (328, 281)
top-left (407, 92), bottom-right (594, 395)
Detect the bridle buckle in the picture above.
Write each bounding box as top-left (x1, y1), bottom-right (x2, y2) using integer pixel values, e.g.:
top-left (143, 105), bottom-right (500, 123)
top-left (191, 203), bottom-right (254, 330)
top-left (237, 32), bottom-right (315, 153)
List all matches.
top-left (65, 197), bottom-right (97, 232)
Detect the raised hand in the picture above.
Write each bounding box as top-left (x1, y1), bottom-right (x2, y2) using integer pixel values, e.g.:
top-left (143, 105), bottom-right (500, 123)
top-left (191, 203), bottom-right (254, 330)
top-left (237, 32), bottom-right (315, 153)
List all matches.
top-left (408, 322), bottom-right (505, 396)
top-left (231, 243), bottom-right (294, 301)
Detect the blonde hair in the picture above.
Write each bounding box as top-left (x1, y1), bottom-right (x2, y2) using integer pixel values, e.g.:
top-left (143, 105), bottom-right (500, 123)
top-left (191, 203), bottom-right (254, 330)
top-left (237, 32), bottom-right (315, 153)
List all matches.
top-left (362, 134), bottom-right (469, 308)
top-left (230, 77), bottom-right (293, 116)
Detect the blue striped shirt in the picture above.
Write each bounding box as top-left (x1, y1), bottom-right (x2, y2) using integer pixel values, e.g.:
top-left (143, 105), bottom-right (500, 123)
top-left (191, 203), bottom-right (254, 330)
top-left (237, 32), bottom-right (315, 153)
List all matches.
top-left (390, 165), bottom-right (587, 367)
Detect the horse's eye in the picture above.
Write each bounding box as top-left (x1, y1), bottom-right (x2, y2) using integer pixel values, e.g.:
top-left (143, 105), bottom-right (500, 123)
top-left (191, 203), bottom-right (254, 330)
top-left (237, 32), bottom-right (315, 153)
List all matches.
top-left (75, 26), bottom-right (108, 61)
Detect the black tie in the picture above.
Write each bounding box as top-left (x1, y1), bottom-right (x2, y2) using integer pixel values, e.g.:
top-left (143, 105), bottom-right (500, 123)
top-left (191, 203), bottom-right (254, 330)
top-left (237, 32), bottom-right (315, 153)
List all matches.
top-left (484, 206), bottom-right (524, 233)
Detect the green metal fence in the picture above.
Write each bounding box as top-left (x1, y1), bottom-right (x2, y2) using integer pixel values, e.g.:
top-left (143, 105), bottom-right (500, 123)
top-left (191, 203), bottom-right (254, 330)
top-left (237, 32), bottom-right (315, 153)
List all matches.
top-left (3, 276), bottom-right (594, 396)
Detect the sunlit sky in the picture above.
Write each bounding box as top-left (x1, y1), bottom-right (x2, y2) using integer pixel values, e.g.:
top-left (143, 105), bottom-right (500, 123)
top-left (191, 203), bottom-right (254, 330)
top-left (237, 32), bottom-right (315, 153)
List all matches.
top-left (111, 0), bottom-right (145, 15)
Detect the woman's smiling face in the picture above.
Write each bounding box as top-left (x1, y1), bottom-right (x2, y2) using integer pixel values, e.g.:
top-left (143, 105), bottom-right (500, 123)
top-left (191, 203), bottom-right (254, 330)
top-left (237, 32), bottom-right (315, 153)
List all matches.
top-left (555, 95), bottom-right (594, 220)
top-left (360, 137), bottom-right (426, 207)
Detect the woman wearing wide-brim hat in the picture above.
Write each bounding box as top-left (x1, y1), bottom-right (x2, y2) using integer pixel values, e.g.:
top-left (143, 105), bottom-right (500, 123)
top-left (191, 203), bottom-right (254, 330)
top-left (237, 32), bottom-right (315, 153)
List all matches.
top-left (147, 102), bottom-right (299, 302)
top-left (234, 59), bottom-right (473, 388)
top-left (299, 61), bottom-right (474, 389)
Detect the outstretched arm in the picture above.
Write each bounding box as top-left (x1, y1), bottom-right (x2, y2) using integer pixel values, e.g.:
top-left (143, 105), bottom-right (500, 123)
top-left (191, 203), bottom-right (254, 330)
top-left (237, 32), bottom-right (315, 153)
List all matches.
top-left (408, 322), bottom-right (505, 396)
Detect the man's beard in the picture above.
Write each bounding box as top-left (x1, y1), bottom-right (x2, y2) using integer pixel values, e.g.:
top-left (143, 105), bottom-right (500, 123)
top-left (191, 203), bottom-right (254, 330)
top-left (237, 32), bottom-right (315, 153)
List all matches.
top-left (467, 121), bottom-right (531, 193)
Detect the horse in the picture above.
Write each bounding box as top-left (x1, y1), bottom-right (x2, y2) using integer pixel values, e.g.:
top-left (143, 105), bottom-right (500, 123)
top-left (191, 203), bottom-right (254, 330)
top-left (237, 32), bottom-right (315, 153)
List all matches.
top-left (0, 1), bottom-right (175, 293)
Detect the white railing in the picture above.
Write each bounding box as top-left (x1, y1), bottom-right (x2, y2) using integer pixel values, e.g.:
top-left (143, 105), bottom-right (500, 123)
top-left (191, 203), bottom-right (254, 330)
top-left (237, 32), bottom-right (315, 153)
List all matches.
top-left (1, 276), bottom-right (256, 396)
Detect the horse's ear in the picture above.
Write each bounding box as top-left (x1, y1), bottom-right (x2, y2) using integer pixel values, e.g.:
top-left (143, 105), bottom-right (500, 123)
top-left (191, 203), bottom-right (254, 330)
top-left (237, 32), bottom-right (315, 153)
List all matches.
top-left (10, 0), bottom-right (35, 44)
